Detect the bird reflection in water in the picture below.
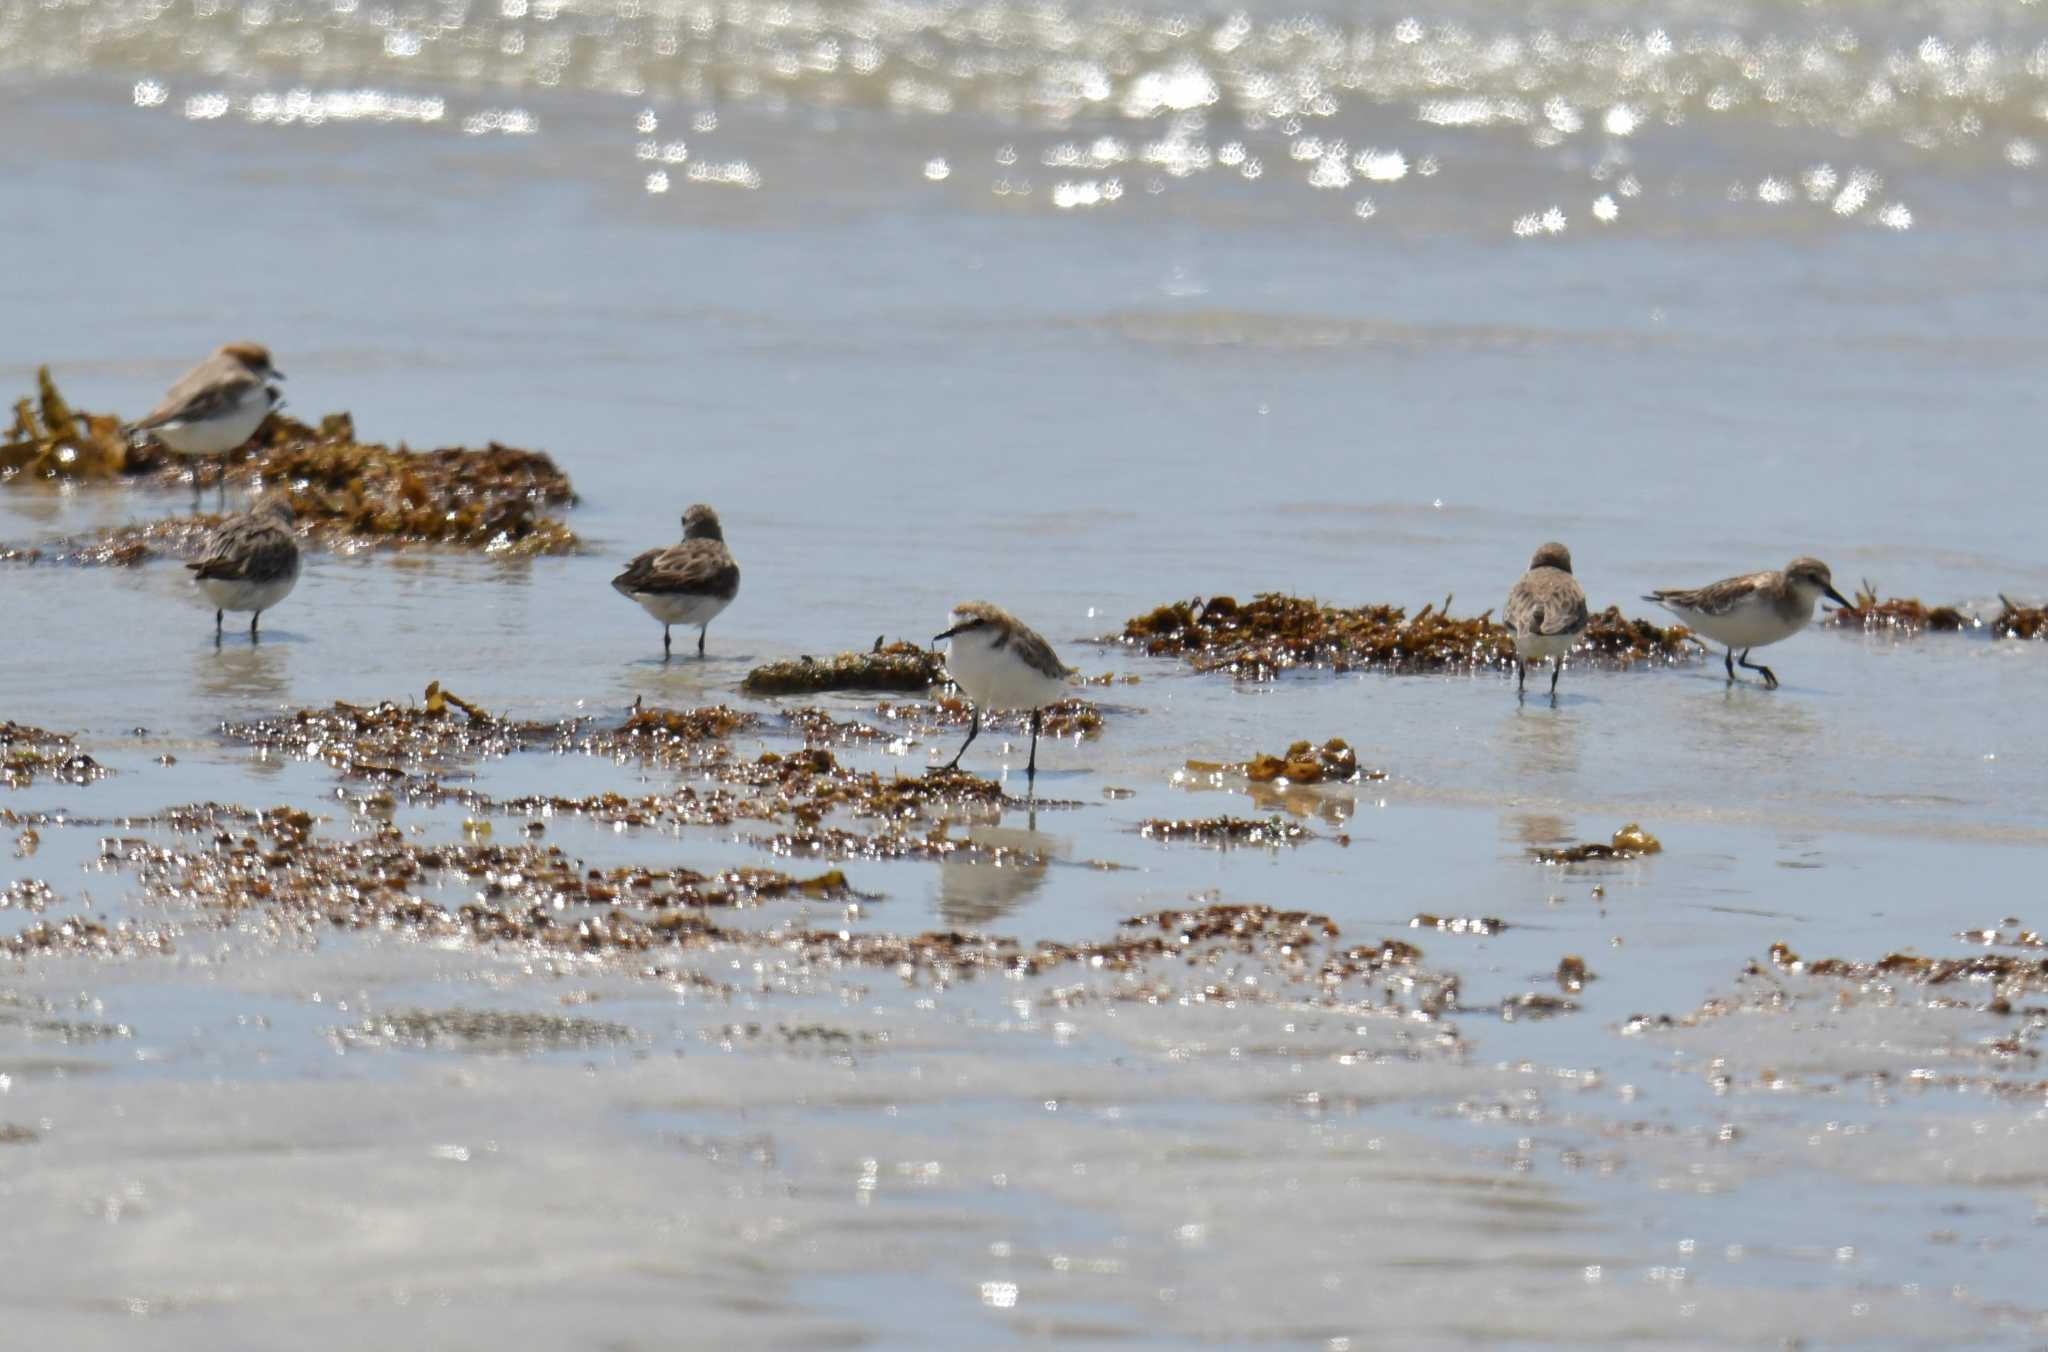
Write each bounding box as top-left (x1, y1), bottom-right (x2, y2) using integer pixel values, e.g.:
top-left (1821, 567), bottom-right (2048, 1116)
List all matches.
top-left (195, 638), bottom-right (290, 703)
top-left (936, 814), bottom-right (1061, 928)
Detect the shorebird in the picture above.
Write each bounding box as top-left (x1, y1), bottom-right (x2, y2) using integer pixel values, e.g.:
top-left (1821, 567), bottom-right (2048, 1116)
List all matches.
top-left (612, 504), bottom-right (740, 660)
top-left (188, 494), bottom-right (301, 642)
top-left (128, 343), bottom-right (285, 511)
top-left (1645, 557), bottom-right (1851, 689)
top-left (1504, 541), bottom-right (1589, 700)
top-left (934, 601), bottom-right (1076, 785)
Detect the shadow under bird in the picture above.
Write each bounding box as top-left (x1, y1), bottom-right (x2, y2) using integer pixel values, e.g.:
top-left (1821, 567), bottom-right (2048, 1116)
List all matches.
top-left (1504, 541), bottom-right (1589, 700)
top-left (612, 504), bottom-right (740, 660)
top-left (188, 494), bottom-right (301, 642)
top-left (1644, 557), bottom-right (1851, 689)
top-left (934, 601), bottom-right (1077, 786)
top-left (126, 342), bottom-right (285, 511)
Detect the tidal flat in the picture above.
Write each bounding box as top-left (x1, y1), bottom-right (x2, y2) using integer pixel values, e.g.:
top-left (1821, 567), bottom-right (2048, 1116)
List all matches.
top-left (8, 0), bottom-right (2048, 1336)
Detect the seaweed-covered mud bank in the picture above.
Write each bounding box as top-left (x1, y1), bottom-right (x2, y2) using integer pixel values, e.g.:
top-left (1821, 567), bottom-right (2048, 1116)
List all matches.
top-left (2, 370), bottom-right (577, 558)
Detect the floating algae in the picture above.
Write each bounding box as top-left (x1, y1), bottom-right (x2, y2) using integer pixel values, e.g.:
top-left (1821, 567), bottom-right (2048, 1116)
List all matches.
top-left (1532, 822), bottom-right (1662, 864)
top-left (1, 722), bottom-right (108, 790)
top-left (1826, 581), bottom-right (1972, 634)
top-left (1993, 595), bottom-right (2048, 640)
top-left (876, 695), bottom-right (1105, 739)
top-left (1410, 913), bottom-right (1508, 936)
top-left (2, 371), bottom-right (578, 557)
top-left (0, 368), bottom-right (133, 481)
top-left (1137, 814), bottom-right (1317, 847)
top-left (1186, 737), bottom-right (1379, 785)
top-left (742, 641), bottom-right (943, 696)
top-left (222, 685), bottom-right (770, 782)
top-left (1120, 593), bottom-right (1697, 678)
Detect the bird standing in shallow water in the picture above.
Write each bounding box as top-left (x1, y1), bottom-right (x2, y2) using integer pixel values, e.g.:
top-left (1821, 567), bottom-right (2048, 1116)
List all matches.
top-left (612, 504), bottom-right (740, 660)
top-left (1644, 557), bottom-right (1851, 689)
top-left (934, 601), bottom-right (1076, 787)
top-left (1504, 541), bottom-right (1589, 701)
top-left (128, 343), bottom-right (284, 511)
top-left (188, 493), bottom-right (301, 643)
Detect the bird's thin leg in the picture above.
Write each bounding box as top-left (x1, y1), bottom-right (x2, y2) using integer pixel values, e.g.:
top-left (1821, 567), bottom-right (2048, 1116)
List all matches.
top-left (1026, 708), bottom-right (1041, 787)
top-left (697, 625), bottom-right (707, 659)
top-left (214, 609), bottom-right (224, 643)
top-left (1724, 648), bottom-right (1737, 684)
top-left (217, 456), bottom-right (227, 512)
top-left (662, 625), bottom-right (671, 661)
top-left (250, 611), bottom-right (261, 641)
top-left (1516, 658), bottom-right (1527, 699)
top-left (1549, 657), bottom-right (1562, 699)
top-left (946, 709), bottom-right (980, 771)
top-left (1736, 649), bottom-right (1778, 689)
top-left (191, 466), bottom-right (202, 513)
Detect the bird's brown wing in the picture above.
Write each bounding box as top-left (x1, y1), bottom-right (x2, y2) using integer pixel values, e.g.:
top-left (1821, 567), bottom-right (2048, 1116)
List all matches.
top-left (612, 540), bottom-right (738, 597)
top-left (188, 519), bottom-right (298, 582)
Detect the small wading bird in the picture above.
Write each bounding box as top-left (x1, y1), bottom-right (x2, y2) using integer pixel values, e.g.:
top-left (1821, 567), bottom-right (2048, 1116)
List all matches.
top-left (127, 342), bottom-right (285, 511)
top-left (934, 601), bottom-right (1077, 786)
top-left (1504, 541), bottom-right (1589, 700)
top-left (1644, 556), bottom-right (1851, 689)
top-left (188, 494), bottom-right (301, 643)
top-left (612, 504), bottom-right (740, 660)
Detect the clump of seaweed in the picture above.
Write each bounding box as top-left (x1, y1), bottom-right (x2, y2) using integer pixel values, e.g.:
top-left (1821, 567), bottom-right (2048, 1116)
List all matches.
top-left (1826, 581), bottom-right (1970, 634)
top-left (1532, 822), bottom-right (1661, 864)
top-left (1994, 595), bottom-right (2048, 640)
top-left (3, 371), bottom-right (578, 556)
top-left (1137, 815), bottom-right (1316, 847)
top-left (1120, 594), bottom-right (1696, 679)
top-left (0, 368), bottom-right (134, 481)
top-left (1767, 940), bottom-right (2048, 1008)
top-left (874, 695), bottom-right (1104, 739)
top-left (222, 684), bottom-right (564, 778)
top-left (1, 722), bottom-right (108, 790)
top-left (1187, 737), bottom-right (1378, 785)
top-left (615, 702), bottom-right (760, 743)
top-left (742, 642), bottom-right (942, 696)
top-left (1410, 914), bottom-right (1507, 935)
top-left (1, 915), bottom-right (174, 958)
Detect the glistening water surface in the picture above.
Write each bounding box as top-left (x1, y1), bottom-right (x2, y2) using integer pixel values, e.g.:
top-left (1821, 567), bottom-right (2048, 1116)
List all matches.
top-left (4, 0), bottom-right (2048, 1342)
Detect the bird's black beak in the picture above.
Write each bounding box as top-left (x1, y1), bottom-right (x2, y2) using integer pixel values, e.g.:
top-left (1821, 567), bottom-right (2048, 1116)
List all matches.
top-left (1824, 585), bottom-right (1852, 609)
top-left (933, 624), bottom-right (965, 642)
top-left (270, 369), bottom-right (287, 381)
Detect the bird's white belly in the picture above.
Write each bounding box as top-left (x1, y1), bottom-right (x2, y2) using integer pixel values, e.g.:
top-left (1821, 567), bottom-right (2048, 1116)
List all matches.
top-left (630, 591), bottom-right (731, 627)
top-left (198, 573), bottom-right (297, 614)
top-left (945, 637), bottom-right (1068, 711)
top-left (1663, 598), bottom-right (1808, 650)
top-left (1513, 631), bottom-right (1575, 663)
top-left (155, 399), bottom-right (270, 456)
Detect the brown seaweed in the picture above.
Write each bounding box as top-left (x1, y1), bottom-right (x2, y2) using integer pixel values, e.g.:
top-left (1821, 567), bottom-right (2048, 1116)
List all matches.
top-left (741, 642), bottom-right (943, 696)
top-left (0, 368), bottom-right (134, 481)
top-left (1, 722), bottom-right (108, 790)
top-left (1993, 595), bottom-right (2048, 640)
top-left (3, 371), bottom-right (578, 556)
top-left (1532, 822), bottom-right (1662, 864)
top-left (1120, 593), bottom-right (1698, 678)
top-left (1137, 815), bottom-right (1317, 847)
top-left (1186, 737), bottom-right (1380, 785)
top-left (1826, 581), bottom-right (1971, 634)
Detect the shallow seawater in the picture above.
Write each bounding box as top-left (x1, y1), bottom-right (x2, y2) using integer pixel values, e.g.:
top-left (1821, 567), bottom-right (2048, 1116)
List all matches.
top-left (5, 0), bottom-right (2048, 1342)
